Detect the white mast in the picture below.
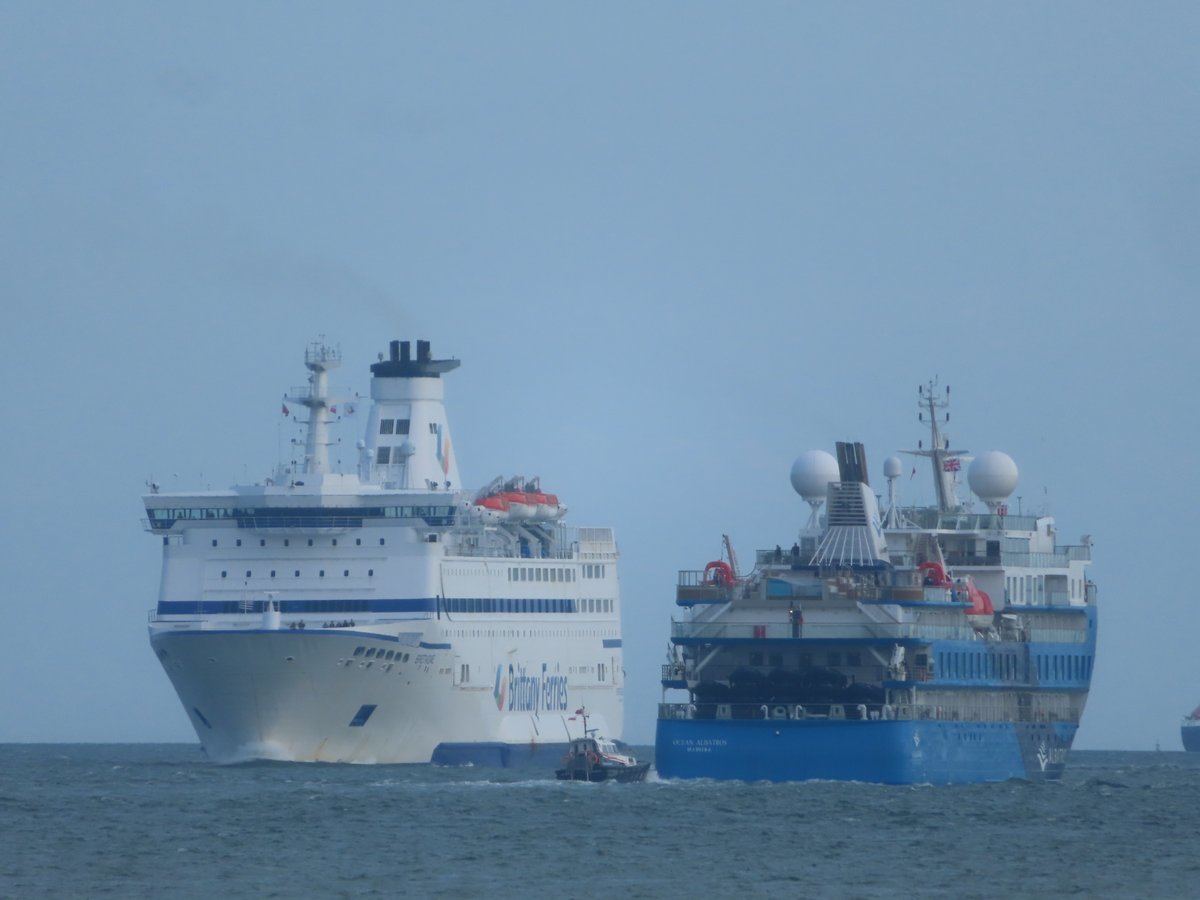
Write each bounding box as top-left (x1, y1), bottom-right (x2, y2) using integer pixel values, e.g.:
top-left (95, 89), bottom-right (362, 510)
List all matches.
top-left (901, 378), bottom-right (968, 514)
top-left (285, 339), bottom-right (342, 476)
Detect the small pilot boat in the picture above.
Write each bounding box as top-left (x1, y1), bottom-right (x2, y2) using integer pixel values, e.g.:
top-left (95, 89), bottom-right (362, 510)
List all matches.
top-left (555, 709), bottom-right (650, 783)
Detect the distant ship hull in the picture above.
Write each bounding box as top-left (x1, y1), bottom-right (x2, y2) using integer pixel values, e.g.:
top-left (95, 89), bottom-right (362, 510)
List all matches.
top-left (1183, 722), bottom-right (1200, 752)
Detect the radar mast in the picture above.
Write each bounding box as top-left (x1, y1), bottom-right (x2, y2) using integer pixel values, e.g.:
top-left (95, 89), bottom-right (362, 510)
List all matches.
top-left (901, 378), bottom-right (968, 514)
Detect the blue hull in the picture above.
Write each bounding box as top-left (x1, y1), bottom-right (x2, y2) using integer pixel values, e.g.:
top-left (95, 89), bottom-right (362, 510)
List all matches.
top-left (1183, 725), bottom-right (1200, 753)
top-left (430, 741), bottom-right (570, 768)
top-left (655, 717), bottom-right (1076, 784)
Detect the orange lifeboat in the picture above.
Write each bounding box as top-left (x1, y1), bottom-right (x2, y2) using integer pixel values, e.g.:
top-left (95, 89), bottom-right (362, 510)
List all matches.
top-left (918, 561), bottom-right (952, 587)
top-left (498, 490), bottom-right (535, 519)
top-left (473, 494), bottom-right (511, 522)
top-left (962, 576), bottom-right (994, 629)
top-left (703, 560), bottom-right (735, 587)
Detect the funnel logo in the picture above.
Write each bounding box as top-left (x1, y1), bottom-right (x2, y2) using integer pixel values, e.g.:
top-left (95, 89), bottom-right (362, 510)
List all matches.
top-left (436, 425), bottom-right (452, 476)
top-left (493, 664), bottom-right (508, 710)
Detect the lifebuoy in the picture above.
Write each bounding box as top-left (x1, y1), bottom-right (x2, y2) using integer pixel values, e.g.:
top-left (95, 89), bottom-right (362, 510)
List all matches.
top-left (587, 751), bottom-right (599, 765)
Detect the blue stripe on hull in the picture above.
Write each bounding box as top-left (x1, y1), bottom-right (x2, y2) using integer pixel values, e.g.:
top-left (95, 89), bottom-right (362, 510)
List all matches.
top-left (431, 741), bottom-right (570, 768)
top-left (655, 718), bottom-right (1077, 784)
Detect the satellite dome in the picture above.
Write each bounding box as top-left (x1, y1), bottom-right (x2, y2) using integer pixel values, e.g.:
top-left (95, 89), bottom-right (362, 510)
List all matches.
top-left (396, 440), bottom-right (416, 459)
top-left (968, 451), bottom-right (1018, 502)
top-left (883, 456), bottom-right (903, 479)
top-left (790, 450), bottom-right (840, 502)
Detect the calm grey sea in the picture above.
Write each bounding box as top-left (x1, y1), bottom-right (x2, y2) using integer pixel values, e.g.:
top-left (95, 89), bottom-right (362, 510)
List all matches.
top-left (1, 745), bottom-right (1197, 899)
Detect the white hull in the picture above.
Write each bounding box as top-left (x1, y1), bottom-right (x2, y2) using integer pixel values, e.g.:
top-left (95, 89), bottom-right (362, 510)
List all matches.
top-left (151, 620), bottom-right (624, 764)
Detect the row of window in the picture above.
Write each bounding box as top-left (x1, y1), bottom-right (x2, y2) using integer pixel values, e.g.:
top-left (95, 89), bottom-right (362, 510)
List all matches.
top-left (936, 650), bottom-right (1093, 683)
top-left (378, 418), bottom-right (411, 435)
top-left (352, 646), bottom-right (410, 662)
top-left (212, 537), bottom-right (385, 548)
top-left (220, 568), bottom-right (375, 579)
top-left (441, 597), bottom-right (614, 614)
top-left (148, 505), bottom-right (455, 527)
top-left (509, 567), bottom-right (574, 583)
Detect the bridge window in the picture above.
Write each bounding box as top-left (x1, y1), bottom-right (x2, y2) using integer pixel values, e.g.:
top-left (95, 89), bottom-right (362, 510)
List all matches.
top-left (377, 446), bottom-right (391, 464)
top-left (380, 419), bottom-right (395, 435)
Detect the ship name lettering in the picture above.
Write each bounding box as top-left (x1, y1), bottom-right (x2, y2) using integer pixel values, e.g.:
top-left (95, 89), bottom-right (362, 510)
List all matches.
top-left (505, 662), bottom-right (568, 714)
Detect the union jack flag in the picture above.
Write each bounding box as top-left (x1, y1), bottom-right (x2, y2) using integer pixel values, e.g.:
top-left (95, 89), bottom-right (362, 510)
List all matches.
top-left (942, 457), bottom-right (961, 472)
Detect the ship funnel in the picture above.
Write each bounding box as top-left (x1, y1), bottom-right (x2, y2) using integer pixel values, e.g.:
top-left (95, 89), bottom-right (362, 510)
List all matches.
top-left (417, 340), bottom-right (431, 363)
top-left (835, 441), bottom-right (870, 486)
top-left (810, 441), bottom-right (890, 568)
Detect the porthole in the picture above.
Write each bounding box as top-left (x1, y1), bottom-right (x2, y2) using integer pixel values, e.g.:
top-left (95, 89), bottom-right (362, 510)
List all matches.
top-left (236, 539), bottom-right (242, 547)
top-left (380, 538), bottom-right (386, 546)
top-left (332, 539), bottom-right (338, 546)
top-left (368, 569), bottom-right (374, 577)
top-left (245, 570), bottom-right (251, 578)
top-left (343, 570), bottom-right (349, 577)
top-left (270, 570), bottom-right (276, 578)
top-left (259, 539), bottom-right (266, 547)
top-left (294, 570), bottom-right (300, 577)
top-left (308, 539), bottom-right (314, 547)
top-left (221, 571), bottom-right (227, 578)
top-left (319, 570), bottom-right (325, 578)
top-left (211, 539), bottom-right (217, 547)
top-left (356, 538), bottom-right (362, 546)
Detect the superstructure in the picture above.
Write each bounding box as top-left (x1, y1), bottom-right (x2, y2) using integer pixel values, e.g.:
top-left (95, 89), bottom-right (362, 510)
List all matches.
top-left (656, 381), bottom-right (1096, 784)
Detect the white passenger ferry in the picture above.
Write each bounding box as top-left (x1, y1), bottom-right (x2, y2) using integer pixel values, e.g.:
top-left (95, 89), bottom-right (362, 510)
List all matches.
top-left (144, 339), bottom-right (624, 764)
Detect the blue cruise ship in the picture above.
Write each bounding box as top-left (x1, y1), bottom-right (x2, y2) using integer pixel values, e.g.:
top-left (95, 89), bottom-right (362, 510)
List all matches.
top-left (656, 381), bottom-right (1096, 784)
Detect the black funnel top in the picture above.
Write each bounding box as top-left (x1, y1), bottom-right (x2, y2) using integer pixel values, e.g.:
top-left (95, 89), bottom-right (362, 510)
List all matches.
top-left (370, 339), bottom-right (461, 378)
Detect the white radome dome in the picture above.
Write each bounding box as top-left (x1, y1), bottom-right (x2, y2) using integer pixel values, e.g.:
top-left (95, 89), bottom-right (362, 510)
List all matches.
top-left (883, 456), bottom-right (903, 479)
top-left (968, 450), bottom-right (1019, 502)
top-left (790, 450), bottom-right (840, 501)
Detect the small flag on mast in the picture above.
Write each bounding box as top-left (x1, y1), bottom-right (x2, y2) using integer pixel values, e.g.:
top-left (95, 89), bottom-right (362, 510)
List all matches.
top-left (282, 404), bottom-right (290, 416)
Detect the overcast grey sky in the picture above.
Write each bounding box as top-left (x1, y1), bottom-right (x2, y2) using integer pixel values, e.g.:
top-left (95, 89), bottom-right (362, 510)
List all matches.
top-left (3, 2), bottom-right (1198, 749)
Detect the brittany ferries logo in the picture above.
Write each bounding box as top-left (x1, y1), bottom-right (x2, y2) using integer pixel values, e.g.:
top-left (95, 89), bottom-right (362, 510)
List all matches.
top-left (493, 663), bottom-right (568, 713)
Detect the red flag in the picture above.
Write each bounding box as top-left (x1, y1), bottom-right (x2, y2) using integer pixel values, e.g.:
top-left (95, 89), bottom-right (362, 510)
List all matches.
top-left (330, 405), bottom-right (337, 414)
top-left (282, 404), bottom-right (289, 416)
top-left (575, 708), bottom-right (585, 715)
